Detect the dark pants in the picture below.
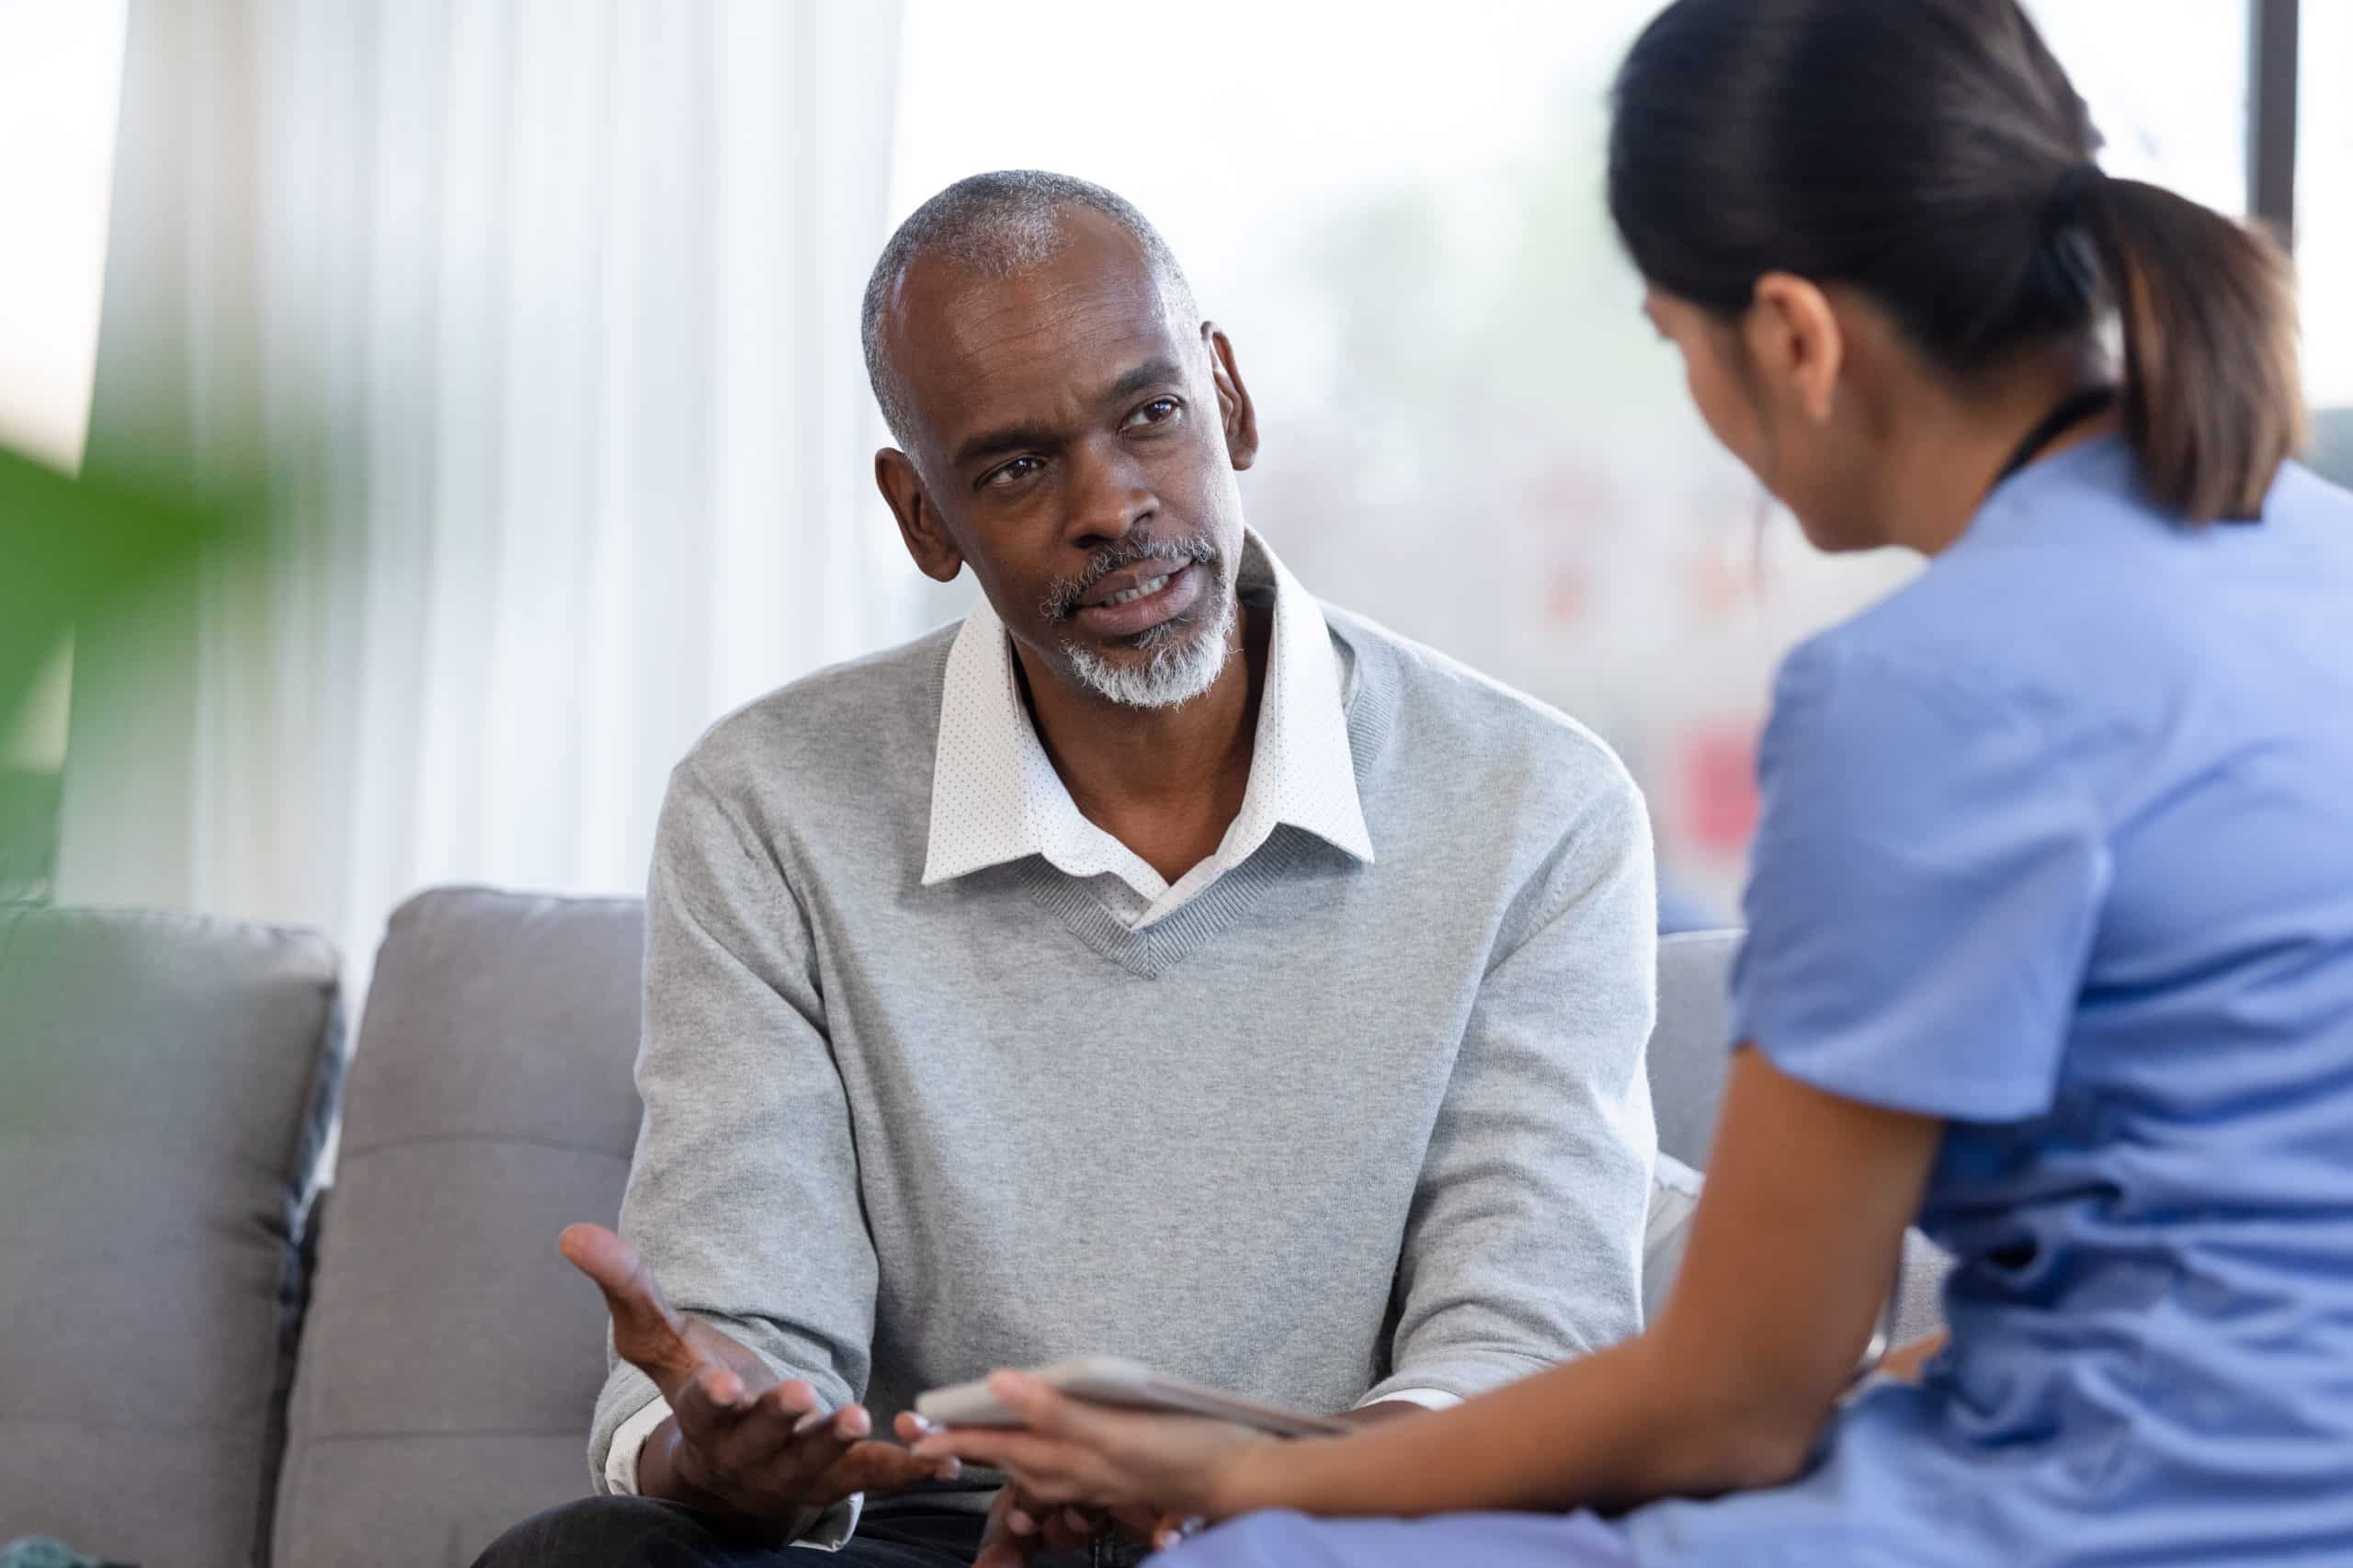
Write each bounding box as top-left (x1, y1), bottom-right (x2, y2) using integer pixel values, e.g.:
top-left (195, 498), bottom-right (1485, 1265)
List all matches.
top-left (469, 1495), bottom-right (1153, 1567)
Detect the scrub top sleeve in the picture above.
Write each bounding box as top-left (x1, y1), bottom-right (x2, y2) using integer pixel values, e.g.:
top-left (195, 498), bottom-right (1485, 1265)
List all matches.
top-left (1730, 641), bottom-right (2109, 1122)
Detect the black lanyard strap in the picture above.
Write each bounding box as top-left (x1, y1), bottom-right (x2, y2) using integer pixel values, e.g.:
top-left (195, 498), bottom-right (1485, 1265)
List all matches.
top-left (1995, 385), bottom-right (2120, 487)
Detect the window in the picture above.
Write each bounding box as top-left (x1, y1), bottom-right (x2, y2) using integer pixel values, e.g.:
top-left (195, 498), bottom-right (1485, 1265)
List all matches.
top-left (2299, 0), bottom-right (2353, 473)
top-left (0, 0), bottom-right (125, 472)
top-left (2031, 1), bottom-right (2249, 218)
top-left (892, 1), bottom-right (2256, 918)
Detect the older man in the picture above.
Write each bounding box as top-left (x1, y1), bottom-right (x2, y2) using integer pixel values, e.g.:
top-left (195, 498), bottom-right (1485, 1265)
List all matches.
top-left (474, 171), bottom-right (1658, 1568)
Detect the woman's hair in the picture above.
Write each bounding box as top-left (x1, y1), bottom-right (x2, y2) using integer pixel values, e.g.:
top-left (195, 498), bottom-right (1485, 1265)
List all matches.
top-left (1608, 0), bottom-right (2306, 522)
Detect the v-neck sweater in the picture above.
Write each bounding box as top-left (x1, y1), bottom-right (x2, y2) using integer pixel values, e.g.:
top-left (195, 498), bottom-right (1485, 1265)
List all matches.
top-left (590, 601), bottom-right (1661, 1532)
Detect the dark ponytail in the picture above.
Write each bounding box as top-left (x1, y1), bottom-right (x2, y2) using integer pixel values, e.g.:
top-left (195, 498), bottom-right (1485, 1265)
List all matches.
top-left (1608, 0), bottom-right (2307, 523)
top-left (2075, 176), bottom-right (2305, 521)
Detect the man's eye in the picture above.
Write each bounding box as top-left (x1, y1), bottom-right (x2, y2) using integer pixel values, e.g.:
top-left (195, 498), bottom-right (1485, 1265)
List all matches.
top-left (981, 456), bottom-right (1045, 490)
top-left (1122, 397), bottom-right (1182, 429)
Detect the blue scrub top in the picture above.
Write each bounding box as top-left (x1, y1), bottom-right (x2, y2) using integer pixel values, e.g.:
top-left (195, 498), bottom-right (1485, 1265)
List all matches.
top-left (1626, 436), bottom-right (2353, 1566)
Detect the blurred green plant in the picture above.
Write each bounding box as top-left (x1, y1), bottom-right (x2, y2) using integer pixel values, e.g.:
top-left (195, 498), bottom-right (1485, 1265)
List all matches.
top-left (1, 442), bottom-right (236, 900)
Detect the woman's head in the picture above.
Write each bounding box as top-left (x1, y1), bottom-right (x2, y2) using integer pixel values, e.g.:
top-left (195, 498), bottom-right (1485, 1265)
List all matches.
top-left (1610, 0), bottom-right (2304, 543)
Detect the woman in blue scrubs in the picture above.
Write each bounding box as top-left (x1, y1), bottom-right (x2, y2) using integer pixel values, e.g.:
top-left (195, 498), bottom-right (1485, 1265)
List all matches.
top-left (911, 0), bottom-right (2353, 1562)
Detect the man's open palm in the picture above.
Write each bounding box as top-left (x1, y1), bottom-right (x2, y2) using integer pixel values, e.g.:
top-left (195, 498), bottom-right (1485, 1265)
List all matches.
top-left (560, 1223), bottom-right (954, 1524)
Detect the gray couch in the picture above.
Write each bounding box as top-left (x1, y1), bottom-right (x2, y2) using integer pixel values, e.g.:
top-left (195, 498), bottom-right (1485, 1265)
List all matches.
top-left (0, 892), bottom-right (1943, 1568)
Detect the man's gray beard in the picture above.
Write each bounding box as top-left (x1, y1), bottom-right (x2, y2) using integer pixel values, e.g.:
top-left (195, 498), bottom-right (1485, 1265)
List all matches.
top-left (1061, 585), bottom-right (1238, 710)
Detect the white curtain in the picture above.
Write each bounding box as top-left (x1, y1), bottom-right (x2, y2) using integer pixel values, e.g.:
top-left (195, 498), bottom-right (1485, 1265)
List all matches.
top-left (57, 0), bottom-right (915, 973)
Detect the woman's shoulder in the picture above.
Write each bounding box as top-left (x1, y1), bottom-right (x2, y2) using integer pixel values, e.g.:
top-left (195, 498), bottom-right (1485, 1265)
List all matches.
top-left (1779, 442), bottom-right (2257, 727)
top-left (1771, 585), bottom-right (2032, 736)
top-left (1763, 588), bottom-right (2105, 816)
top-left (1774, 446), bottom-right (2353, 817)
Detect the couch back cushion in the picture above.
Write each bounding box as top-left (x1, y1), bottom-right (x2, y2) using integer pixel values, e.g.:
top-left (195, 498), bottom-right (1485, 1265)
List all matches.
top-left (272, 890), bottom-right (644, 1568)
top-left (0, 907), bottom-right (344, 1568)
top-left (1647, 930), bottom-right (1738, 1167)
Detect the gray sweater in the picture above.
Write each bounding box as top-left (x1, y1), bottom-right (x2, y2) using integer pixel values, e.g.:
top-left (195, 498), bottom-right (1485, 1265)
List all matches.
top-left (591, 607), bottom-right (1659, 1516)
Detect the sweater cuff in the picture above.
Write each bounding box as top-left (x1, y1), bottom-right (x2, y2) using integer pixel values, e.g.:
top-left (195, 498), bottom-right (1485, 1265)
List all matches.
top-left (1357, 1386), bottom-right (1461, 1413)
top-left (602, 1394), bottom-right (673, 1495)
top-left (1358, 1354), bottom-right (1548, 1409)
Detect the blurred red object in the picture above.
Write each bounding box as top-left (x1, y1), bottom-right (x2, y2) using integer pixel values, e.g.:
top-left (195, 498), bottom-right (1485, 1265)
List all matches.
top-left (1682, 722), bottom-right (1761, 856)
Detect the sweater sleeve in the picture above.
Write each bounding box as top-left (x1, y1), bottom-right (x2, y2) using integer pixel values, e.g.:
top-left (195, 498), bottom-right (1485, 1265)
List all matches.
top-left (1364, 766), bottom-right (1659, 1403)
top-left (586, 756), bottom-right (879, 1510)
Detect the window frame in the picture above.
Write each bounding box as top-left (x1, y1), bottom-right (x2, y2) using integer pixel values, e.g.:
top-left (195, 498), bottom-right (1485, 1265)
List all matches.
top-left (2249, 0), bottom-right (2299, 247)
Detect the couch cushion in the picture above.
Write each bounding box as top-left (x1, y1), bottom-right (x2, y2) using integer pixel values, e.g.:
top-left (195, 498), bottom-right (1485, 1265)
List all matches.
top-left (0, 906), bottom-right (344, 1568)
top-left (273, 889), bottom-right (644, 1568)
top-left (1648, 930), bottom-right (1739, 1166)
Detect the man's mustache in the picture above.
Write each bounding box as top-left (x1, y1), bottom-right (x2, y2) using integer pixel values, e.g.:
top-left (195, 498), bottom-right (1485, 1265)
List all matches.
top-left (1040, 535), bottom-right (1219, 624)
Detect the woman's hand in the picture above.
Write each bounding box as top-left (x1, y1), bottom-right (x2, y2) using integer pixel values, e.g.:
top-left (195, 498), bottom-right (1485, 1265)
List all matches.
top-left (906, 1370), bottom-right (1280, 1528)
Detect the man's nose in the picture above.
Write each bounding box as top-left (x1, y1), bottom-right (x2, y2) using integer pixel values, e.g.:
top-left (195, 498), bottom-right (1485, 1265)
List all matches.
top-left (1061, 437), bottom-right (1157, 551)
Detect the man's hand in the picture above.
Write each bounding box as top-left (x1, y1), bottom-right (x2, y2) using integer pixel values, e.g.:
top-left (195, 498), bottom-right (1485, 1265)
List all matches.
top-left (965, 1483), bottom-right (1143, 1568)
top-left (560, 1223), bottom-right (956, 1537)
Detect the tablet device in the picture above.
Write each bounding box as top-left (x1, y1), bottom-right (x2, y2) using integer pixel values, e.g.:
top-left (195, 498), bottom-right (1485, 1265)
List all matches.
top-left (915, 1354), bottom-right (1350, 1439)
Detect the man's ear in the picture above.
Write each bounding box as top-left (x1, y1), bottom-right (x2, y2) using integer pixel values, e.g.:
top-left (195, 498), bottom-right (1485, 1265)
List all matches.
top-left (1745, 272), bottom-right (1844, 425)
top-left (1203, 322), bottom-right (1260, 472)
top-left (875, 448), bottom-right (963, 584)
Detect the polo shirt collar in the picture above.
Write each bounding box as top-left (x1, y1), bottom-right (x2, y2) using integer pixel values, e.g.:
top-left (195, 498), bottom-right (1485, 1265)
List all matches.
top-left (921, 529), bottom-right (1374, 889)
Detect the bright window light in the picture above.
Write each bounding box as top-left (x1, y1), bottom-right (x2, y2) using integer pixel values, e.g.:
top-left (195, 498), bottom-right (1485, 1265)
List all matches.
top-left (2300, 0), bottom-right (2353, 406)
top-left (0, 0), bottom-right (129, 475)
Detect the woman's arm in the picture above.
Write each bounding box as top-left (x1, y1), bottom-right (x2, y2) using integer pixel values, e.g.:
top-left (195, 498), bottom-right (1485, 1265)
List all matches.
top-left (919, 1047), bottom-right (1942, 1524)
top-left (1222, 1048), bottom-right (1942, 1518)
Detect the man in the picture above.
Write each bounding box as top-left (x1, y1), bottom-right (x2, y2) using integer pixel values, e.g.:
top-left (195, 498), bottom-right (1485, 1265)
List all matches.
top-left (474, 171), bottom-right (1658, 1568)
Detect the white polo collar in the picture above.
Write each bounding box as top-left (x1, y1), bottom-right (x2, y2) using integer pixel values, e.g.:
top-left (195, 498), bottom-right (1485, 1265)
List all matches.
top-left (920, 530), bottom-right (1374, 918)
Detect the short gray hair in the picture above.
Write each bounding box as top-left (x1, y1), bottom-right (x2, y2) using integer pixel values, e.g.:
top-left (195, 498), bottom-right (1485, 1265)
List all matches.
top-left (860, 170), bottom-right (1200, 449)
